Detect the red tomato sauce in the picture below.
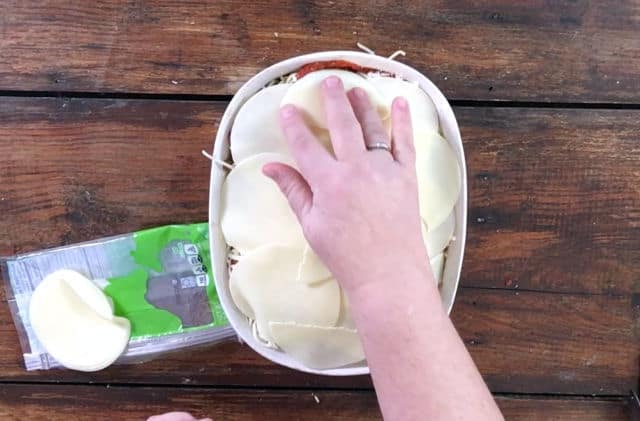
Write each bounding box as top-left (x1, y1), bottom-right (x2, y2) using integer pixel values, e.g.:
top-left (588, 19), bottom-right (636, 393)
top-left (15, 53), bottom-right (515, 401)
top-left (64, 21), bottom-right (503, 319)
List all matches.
top-left (296, 60), bottom-right (377, 78)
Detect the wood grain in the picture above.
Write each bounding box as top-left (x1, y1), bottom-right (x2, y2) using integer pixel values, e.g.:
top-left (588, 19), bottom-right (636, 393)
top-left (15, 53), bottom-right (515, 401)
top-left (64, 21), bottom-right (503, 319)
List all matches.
top-left (2, 1), bottom-right (640, 102)
top-left (497, 396), bottom-right (629, 421)
top-left (0, 98), bottom-right (638, 394)
top-left (453, 289), bottom-right (639, 395)
top-left (0, 385), bottom-right (631, 420)
top-left (458, 107), bottom-right (640, 295)
top-left (0, 385), bottom-right (382, 421)
top-left (0, 97), bottom-right (222, 254)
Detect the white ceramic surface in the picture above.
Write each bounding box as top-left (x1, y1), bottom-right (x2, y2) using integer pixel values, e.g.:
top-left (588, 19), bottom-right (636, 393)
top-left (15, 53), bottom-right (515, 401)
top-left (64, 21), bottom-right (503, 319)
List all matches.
top-left (208, 51), bottom-right (468, 376)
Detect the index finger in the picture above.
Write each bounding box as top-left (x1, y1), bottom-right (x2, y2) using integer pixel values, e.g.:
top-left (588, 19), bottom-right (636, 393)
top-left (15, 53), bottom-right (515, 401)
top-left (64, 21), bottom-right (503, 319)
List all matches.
top-left (279, 104), bottom-right (334, 182)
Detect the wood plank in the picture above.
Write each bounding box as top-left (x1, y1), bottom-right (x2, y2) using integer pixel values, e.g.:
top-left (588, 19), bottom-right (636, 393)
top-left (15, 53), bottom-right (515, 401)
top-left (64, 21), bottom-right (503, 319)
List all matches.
top-left (453, 289), bottom-right (639, 395)
top-left (2, 1), bottom-right (640, 102)
top-left (0, 98), bottom-right (638, 393)
top-left (0, 384), bottom-right (630, 420)
top-left (0, 385), bottom-right (382, 421)
top-left (2, 99), bottom-right (638, 295)
top-left (458, 107), bottom-right (640, 295)
top-left (1, 282), bottom-right (637, 394)
top-left (0, 97), bottom-right (221, 253)
top-left (496, 396), bottom-right (629, 421)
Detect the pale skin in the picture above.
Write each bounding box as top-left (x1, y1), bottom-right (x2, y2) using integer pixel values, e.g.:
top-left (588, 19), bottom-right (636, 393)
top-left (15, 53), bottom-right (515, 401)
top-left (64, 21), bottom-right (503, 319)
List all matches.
top-left (150, 76), bottom-right (503, 420)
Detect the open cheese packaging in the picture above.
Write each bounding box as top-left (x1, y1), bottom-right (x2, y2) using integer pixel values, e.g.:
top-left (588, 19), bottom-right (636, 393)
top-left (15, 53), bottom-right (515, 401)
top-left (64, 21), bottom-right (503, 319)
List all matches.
top-left (2, 223), bottom-right (236, 371)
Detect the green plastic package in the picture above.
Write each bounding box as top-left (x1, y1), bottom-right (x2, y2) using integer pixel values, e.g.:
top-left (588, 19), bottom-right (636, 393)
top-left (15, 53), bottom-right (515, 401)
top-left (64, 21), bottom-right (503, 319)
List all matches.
top-left (2, 223), bottom-right (235, 371)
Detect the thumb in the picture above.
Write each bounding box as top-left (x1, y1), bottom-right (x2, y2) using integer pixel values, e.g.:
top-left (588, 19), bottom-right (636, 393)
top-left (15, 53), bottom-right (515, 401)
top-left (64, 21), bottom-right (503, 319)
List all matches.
top-left (263, 162), bottom-right (313, 221)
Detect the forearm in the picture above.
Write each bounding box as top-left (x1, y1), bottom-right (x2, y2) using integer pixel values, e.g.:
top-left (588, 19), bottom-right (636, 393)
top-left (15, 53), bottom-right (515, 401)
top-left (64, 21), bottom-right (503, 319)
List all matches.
top-left (346, 263), bottom-right (502, 421)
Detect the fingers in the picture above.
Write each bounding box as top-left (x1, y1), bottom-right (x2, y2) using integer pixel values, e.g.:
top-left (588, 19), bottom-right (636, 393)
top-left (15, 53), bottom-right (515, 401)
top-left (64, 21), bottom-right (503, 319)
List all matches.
top-left (321, 76), bottom-right (365, 159)
top-left (347, 87), bottom-right (392, 159)
top-left (263, 162), bottom-right (313, 221)
top-left (390, 97), bottom-right (415, 165)
top-left (279, 104), bottom-right (334, 182)
top-left (146, 412), bottom-right (207, 421)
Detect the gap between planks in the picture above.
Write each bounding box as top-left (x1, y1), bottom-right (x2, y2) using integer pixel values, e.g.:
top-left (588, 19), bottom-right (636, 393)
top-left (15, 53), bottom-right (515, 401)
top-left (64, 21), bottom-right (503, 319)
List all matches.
top-left (3, 90), bottom-right (640, 111)
top-left (0, 379), bottom-right (633, 401)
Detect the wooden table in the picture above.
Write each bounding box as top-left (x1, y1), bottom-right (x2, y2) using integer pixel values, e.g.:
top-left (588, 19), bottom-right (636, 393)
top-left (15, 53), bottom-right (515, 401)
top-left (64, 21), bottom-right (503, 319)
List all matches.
top-left (1, 1), bottom-right (638, 419)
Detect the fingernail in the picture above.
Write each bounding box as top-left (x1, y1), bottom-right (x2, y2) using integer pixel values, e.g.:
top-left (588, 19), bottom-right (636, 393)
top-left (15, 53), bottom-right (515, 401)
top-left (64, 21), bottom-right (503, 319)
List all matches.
top-left (324, 76), bottom-right (341, 88)
top-left (280, 104), bottom-right (296, 119)
top-left (262, 164), bottom-right (277, 178)
top-left (395, 97), bottom-right (408, 109)
top-left (351, 87), bottom-right (366, 98)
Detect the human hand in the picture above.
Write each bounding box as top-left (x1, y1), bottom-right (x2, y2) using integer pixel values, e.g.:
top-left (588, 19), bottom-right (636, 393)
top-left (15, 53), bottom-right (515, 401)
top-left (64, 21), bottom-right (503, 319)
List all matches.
top-left (264, 76), bottom-right (432, 296)
top-left (147, 411), bottom-right (211, 421)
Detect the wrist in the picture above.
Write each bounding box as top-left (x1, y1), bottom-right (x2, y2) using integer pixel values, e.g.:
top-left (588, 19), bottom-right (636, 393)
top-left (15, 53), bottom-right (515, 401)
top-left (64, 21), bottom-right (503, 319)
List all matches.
top-left (342, 256), bottom-right (443, 317)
